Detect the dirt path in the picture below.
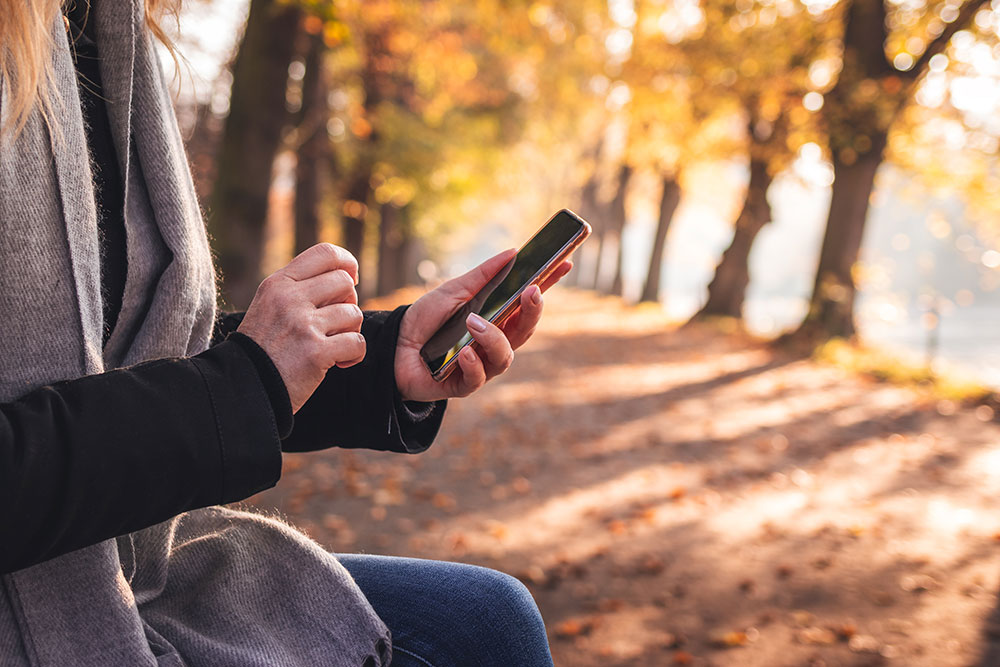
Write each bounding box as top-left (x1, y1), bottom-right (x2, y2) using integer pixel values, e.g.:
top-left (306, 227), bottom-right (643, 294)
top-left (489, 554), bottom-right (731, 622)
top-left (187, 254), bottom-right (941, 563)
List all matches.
top-left (251, 289), bottom-right (1000, 666)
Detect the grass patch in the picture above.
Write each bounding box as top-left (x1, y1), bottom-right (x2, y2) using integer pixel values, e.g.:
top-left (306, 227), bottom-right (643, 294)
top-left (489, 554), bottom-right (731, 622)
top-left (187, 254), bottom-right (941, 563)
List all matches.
top-left (814, 338), bottom-right (994, 403)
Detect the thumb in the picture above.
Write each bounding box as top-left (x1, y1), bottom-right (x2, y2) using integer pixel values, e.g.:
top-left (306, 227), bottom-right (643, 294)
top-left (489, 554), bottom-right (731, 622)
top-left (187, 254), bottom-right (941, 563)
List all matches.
top-left (437, 248), bottom-right (517, 302)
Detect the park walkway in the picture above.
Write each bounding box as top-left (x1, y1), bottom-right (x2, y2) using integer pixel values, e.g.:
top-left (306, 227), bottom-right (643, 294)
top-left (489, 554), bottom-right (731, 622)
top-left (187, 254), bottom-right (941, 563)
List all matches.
top-left (250, 289), bottom-right (1000, 666)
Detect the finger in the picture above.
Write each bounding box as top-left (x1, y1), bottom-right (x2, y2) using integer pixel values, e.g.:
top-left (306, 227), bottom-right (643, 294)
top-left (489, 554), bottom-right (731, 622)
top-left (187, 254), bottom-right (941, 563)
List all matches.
top-left (281, 243), bottom-right (359, 283)
top-left (300, 269), bottom-right (358, 307)
top-left (502, 285), bottom-right (543, 350)
top-left (538, 260), bottom-right (573, 293)
top-left (465, 313), bottom-right (515, 378)
top-left (321, 331), bottom-right (366, 367)
top-left (436, 248), bottom-right (517, 302)
top-left (449, 346), bottom-right (486, 397)
top-left (335, 350), bottom-right (367, 369)
top-left (315, 303), bottom-right (363, 336)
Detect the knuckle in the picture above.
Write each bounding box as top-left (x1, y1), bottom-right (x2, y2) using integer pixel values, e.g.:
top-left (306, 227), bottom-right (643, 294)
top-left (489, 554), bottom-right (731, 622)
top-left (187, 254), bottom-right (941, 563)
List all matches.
top-left (315, 242), bottom-right (338, 261)
top-left (306, 308), bottom-right (327, 335)
top-left (487, 326), bottom-right (507, 345)
top-left (321, 243), bottom-right (358, 276)
top-left (333, 269), bottom-right (353, 287)
top-left (341, 251), bottom-right (359, 277)
top-left (323, 270), bottom-right (352, 299)
top-left (298, 243), bottom-right (338, 271)
top-left (335, 333), bottom-right (365, 363)
top-left (255, 274), bottom-right (278, 299)
top-left (349, 304), bottom-right (364, 329)
top-left (467, 377), bottom-right (485, 396)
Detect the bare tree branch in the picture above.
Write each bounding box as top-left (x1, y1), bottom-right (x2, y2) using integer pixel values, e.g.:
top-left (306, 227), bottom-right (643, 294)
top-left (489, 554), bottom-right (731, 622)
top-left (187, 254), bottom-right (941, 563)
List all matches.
top-left (906, 0), bottom-right (991, 80)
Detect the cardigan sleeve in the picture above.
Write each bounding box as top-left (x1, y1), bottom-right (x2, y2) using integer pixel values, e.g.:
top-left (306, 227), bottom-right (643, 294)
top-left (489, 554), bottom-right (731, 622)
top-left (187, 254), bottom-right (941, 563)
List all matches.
top-left (215, 307), bottom-right (447, 455)
top-left (0, 340), bottom-right (283, 575)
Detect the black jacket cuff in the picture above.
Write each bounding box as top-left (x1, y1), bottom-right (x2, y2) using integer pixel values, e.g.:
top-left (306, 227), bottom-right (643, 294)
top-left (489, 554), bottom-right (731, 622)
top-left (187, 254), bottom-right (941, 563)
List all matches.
top-left (227, 332), bottom-right (294, 439)
top-left (190, 340), bottom-right (284, 503)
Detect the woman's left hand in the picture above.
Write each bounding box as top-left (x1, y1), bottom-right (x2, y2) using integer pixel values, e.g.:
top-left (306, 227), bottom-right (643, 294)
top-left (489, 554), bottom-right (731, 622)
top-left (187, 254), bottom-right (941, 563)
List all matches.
top-left (395, 249), bottom-right (573, 403)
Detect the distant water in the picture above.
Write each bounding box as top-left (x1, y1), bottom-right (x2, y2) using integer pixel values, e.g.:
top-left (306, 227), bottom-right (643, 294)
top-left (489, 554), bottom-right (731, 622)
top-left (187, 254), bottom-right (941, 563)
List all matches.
top-left (617, 162), bottom-right (1000, 389)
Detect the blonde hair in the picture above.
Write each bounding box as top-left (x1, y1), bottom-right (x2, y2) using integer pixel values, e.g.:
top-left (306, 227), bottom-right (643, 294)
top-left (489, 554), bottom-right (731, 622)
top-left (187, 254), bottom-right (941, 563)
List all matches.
top-left (0, 0), bottom-right (179, 137)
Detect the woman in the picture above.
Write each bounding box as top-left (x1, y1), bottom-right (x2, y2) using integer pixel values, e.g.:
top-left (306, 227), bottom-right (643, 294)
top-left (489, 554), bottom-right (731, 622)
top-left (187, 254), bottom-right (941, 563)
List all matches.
top-left (0, 1), bottom-right (570, 664)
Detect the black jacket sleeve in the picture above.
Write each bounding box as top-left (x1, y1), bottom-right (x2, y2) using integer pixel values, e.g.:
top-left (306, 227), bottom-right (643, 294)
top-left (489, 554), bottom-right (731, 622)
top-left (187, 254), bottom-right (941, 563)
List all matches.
top-left (216, 306), bottom-right (447, 455)
top-left (0, 339), bottom-right (283, 575)
top-left (1, 306), bottom-right (445, 574)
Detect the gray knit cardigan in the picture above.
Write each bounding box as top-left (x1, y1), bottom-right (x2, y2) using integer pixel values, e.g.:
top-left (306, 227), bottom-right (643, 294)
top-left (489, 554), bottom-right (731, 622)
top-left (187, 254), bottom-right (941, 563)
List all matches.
top-left (0, 3), bottom-right (390, 665)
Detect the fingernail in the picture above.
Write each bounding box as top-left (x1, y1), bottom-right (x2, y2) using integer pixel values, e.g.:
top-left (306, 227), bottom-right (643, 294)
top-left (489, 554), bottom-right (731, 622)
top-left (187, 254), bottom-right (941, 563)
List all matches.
top-left (529, 285), bottom-right (541, 305)
top-left (462, 347), bottom-right (477, 361)
top-left (467, 313), bottom-right (488, 332)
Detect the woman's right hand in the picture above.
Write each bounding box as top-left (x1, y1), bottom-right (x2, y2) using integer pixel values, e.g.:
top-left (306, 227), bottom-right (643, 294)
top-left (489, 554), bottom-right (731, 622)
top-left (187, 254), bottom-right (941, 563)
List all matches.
top-left (237, 243), bottom-right (365, 413)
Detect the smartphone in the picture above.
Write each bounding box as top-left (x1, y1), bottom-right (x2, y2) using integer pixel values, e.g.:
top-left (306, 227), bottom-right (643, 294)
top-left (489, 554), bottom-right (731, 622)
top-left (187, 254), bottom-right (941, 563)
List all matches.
top-left (420, 209), bottom-right (592, 381)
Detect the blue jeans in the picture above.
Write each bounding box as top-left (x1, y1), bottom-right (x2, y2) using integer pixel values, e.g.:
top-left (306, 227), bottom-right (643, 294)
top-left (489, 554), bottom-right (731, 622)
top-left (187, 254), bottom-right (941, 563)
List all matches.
top-left (337, 554), bottom-right (554, 667)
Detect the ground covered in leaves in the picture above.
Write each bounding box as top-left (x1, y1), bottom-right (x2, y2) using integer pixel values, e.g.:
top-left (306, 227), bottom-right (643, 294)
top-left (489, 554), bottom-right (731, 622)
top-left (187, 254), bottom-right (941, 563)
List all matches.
top-left (250, 289), bottom-right (1000, 666)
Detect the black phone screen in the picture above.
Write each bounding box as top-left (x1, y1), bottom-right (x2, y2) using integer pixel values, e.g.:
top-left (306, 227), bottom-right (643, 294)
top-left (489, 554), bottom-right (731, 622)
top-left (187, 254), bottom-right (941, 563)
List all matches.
top-left (420, 210), bottom-right (585, 376)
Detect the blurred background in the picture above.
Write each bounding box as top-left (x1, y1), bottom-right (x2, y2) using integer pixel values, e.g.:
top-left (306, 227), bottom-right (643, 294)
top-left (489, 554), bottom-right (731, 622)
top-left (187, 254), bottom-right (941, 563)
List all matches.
top-left (165, 0), bottom-right (1000, 384)
top-left (163, 1), bottom-right (1000, 664)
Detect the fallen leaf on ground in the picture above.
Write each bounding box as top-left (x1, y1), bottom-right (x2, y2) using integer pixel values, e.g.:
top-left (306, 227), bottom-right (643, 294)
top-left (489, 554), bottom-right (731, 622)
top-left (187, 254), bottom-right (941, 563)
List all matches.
top-left (431, 492), bottom-right (457, 510)
top-left (486, 522), bottom-right (509, 540)
top-left (672, 650), bottom-right (693, 664)
top-left (900, 574), bottom-right (937, 593)
top-left (796, 627), bottom-right (837, 645)
top-left (512, 477), bottom-right (532, 494)
top-left (517, 565), bottom-right (547, 586)
top-left (708, 630), bottom-right (750, 648)
top-left (835, 622), bottom-right (857, 640)
top-left (791, 610), bottom-right (814, 627)
top-left (596, 598), bottom-right (624, 612)
top-left (554, 617), bottom-right (599, 639)
top-left (850, 634), bottom-right (881, 653)
top-left (636, 555), bottom-right (665, 576)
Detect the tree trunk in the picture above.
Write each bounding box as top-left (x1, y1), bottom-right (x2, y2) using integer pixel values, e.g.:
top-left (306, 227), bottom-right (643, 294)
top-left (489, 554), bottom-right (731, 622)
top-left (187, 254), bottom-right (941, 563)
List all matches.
top-left (781, 0), bottom-right (890, 342)
top-left (339, 31), bottom-right (386, 273)
top-left (587, 224), bottom-right (607, 291)
top-left (376, 202), bottom-right (410, 296)
top-left (639, 174), bottom-right (681, 304)
top-left (182, 102), bottom-right (224, 204)
top-left (785, 0), bottom-right (986, 343)
top-left (341, 169), bottom-right (371, 264)
top-left (210, 0), bottom-right (301, 309)
top-left (796, 132), bottom-right (886, 339)
top-left (570, 140), bottom-right (603, 288)
top-left (293, 32), bottom-right (327, 256)
top-left (570, 168), bottom-right (602, 288)
top-left (604, 163), bottom-right (632, 296)
top-left (695, 157), bottom-right (773, 318)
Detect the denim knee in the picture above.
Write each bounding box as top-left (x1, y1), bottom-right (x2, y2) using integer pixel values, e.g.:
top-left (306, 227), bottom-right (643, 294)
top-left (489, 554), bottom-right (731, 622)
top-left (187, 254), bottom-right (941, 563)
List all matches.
top-left (450, 565), bottom-right (551, 661)
top-left (336, 555), bottom-right (553, 667)
top-left (469, 566), bottom-right (542, 625)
